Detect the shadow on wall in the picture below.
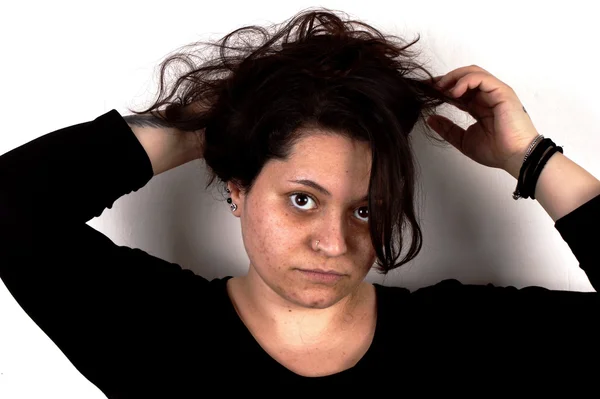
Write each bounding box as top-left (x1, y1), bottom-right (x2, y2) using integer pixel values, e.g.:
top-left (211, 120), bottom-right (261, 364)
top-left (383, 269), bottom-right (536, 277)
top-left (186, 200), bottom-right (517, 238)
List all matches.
top-left (101, 115), bottom-right (562, 292)
top-left (100, 158), bottom-right (249, 281)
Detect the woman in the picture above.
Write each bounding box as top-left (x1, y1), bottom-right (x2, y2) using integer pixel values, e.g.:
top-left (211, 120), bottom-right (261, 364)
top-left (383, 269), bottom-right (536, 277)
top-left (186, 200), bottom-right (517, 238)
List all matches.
top-left (1, 8), bottom-right (599, 396)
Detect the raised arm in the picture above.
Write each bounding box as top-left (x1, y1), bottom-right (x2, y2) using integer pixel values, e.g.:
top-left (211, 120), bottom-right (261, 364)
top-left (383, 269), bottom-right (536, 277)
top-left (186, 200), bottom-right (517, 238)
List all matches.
top-left (0, 109), bottom-right (211, 396)
top-left (428, 65), bottom-right (600, 292)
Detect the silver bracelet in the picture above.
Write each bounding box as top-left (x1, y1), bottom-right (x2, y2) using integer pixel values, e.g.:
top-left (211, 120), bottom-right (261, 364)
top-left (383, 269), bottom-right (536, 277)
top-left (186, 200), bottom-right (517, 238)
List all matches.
top-left (512, 134), bottom-right (544, 200)
top-left (522, 134), bottom-right (544, 165)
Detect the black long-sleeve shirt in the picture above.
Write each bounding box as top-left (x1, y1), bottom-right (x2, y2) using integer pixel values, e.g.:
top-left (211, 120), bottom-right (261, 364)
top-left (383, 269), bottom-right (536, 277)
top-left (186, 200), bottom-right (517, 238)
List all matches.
top-left (1, 109), bottom-right (600, 396)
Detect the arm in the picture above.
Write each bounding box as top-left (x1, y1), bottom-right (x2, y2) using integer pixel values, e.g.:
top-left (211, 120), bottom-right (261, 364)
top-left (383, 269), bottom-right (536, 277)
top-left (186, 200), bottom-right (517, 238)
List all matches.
top-left (0, 109), bottom-right (210, 396)
top-left (504, 141), bottom-right (600, 223)
top-left (413, 153), bottom-right (600, 311)
top-left (123, 113), bottom-right (204, 176)
top-left (503, 142), bottom-right (600, 291)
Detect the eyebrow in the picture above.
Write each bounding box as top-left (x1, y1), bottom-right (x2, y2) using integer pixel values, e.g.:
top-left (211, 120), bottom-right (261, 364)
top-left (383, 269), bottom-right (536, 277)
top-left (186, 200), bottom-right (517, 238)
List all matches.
top-left (288, 179), bottom-right (368, 202)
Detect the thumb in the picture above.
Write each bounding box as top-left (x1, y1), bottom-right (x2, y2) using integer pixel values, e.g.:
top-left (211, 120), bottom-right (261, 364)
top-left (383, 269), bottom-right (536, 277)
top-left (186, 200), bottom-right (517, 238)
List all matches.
top-left (427, 115), bottom-right (464, 151)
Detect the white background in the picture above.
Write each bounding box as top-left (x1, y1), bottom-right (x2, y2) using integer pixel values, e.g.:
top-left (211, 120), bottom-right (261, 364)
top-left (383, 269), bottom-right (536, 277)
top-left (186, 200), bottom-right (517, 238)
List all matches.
top-left (1, 0), bottom-right (598, 397)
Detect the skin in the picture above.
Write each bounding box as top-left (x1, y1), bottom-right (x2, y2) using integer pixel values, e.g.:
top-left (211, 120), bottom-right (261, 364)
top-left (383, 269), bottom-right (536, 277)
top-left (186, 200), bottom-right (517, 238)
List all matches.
top-left (226, 128), bottom-right (378, 373)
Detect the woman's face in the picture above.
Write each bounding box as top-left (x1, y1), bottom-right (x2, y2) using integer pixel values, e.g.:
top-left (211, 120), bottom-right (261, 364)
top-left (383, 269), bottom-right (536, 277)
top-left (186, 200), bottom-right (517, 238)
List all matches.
top-left (229, 130), bottom-right (377, 309)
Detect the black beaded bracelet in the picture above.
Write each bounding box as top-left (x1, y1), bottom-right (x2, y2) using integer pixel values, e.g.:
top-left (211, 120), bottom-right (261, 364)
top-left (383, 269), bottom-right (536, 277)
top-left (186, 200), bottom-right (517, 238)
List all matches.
top-left (526, 144), bottom-right (563, 200)
top-left (519, 138), bottom-right (553, 198)
top-left (514, 138), bottom-right (563, 200)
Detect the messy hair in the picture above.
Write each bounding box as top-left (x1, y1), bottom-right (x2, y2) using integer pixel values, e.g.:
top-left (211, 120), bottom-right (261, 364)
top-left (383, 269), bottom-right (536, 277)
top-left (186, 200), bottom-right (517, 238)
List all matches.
top-left (128, 8), bottom-right (467, 273)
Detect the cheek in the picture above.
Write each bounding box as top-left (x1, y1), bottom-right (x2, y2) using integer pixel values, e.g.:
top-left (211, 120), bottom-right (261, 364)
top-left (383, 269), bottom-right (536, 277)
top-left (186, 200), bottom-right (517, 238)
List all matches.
top-left (241, 198), bottom-right (298, 272)
top-left (351, 227), bottom-right (377, 272)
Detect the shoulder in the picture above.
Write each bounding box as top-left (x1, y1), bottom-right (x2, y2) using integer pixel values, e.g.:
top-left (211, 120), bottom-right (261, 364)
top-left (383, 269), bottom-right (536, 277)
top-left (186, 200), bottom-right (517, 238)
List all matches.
top-left (372, 278), bottom-right (510, 308)
top-left (372, 282), bottom-right (410, 310)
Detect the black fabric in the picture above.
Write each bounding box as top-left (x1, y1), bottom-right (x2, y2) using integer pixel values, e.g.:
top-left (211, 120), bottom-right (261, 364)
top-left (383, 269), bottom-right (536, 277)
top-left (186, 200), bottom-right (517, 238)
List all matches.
top-left (1, 109), bottom-right (599, 396)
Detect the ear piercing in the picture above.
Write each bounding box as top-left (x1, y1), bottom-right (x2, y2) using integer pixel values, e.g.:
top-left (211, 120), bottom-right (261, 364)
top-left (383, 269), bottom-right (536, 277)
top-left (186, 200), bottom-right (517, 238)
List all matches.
top-left (226, 187), bottom-right (237, 212)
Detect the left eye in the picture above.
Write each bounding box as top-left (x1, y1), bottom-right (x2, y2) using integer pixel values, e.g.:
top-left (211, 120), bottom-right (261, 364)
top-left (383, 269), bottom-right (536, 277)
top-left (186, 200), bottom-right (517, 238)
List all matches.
top-left (354, 207), bottom-right (369, 222)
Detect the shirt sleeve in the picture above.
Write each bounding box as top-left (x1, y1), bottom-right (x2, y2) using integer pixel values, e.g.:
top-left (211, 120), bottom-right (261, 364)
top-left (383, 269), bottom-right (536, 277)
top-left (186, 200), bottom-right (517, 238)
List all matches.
top-left (554, 193), bottom-right (600, 291)
top-left (0, 109), bottom-right (210, 396)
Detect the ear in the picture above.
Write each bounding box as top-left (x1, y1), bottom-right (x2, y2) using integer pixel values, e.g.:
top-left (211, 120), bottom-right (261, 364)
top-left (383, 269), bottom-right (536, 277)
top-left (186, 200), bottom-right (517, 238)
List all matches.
top-left (227, 181), bottom-right (245, 217)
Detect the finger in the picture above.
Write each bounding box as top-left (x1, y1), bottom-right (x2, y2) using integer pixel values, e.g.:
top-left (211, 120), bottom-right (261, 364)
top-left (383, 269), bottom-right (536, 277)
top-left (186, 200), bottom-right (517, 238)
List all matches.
top-left (418, 75), bottom-right (444, 86)
top-left (435, 65), bottom-right (489, 90)
top-left (451, 71), bottom-right (506, 97)
top-left (420, 75), bottom-right (482, 115)
top-left (428, 115), bottom-right (467, 153)
top-left (447, 97), bottom-right (470, 112)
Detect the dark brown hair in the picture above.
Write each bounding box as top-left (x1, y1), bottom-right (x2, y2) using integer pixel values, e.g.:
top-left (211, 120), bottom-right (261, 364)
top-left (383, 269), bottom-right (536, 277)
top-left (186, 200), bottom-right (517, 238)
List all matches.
top-left (128, 8), bottom-right (472, 273)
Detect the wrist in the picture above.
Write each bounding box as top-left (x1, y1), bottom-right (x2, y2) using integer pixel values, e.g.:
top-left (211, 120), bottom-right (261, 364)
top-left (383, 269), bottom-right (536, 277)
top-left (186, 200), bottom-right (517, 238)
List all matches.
top-left (503, 134), bottom-right (542, 180)
top-left (504, 150), bottom-right (528, 180)
top-left (127, 115), bottom-right (203, 176)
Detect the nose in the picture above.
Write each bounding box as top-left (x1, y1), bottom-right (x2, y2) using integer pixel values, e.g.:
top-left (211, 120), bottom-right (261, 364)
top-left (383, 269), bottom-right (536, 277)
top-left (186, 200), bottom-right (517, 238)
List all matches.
top-left (314, 212), bottom-right (349, 257)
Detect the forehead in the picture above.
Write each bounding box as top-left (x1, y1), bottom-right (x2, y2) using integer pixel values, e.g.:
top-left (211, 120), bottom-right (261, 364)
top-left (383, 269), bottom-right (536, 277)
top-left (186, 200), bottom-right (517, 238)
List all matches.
top-left (265, 132), bottom-right (372, 189)
top-left (291, 131), bottom-right (371, 158)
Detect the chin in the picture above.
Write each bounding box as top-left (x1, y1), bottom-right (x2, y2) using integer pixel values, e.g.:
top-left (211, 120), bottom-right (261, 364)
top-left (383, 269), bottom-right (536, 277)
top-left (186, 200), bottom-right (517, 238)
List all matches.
top-left (285, 284), bottom-right (350, 309)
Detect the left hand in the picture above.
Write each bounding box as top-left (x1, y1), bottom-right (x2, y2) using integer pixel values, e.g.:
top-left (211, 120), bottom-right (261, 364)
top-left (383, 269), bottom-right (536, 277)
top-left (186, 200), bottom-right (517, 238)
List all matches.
top-left (424, 65), bottom-right (539, 173)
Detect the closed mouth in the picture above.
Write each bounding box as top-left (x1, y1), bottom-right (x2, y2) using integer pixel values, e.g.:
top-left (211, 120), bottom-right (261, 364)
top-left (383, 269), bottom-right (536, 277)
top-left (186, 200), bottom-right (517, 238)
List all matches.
top-left (299, 269), bottom-right (345, 276)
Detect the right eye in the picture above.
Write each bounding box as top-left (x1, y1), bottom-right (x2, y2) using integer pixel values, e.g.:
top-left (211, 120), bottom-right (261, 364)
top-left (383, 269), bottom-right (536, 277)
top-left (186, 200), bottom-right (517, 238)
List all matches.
top-left (289, 193), bottom-right (317, 211)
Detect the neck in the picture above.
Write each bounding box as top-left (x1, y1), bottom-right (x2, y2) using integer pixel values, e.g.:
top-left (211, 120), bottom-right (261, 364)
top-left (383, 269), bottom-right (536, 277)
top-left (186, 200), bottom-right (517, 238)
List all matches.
top-left (230, 267), bottom-right (372, 346)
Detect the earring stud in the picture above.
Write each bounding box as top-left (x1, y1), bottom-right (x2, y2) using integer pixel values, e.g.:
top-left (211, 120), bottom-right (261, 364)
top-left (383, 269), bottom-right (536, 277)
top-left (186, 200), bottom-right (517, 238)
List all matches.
top-left (226, 188), bottom-right (236, 212)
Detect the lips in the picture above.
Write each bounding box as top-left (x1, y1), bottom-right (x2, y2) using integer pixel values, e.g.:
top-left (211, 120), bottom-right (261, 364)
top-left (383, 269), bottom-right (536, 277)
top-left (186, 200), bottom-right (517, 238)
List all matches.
top-left (297, 269), bottom-right (346, 284)
top-left (299, 269), bottom-right (345, 276)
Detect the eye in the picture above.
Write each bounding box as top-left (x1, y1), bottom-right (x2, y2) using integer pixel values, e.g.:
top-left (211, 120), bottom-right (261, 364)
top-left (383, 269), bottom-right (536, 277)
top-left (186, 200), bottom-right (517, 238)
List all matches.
top-left (354, 206), bottom-right (369, 223)
top-left (289, 192), bottom-right (317, 211)
top-left (289, 193), bottom-right (369, 222)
